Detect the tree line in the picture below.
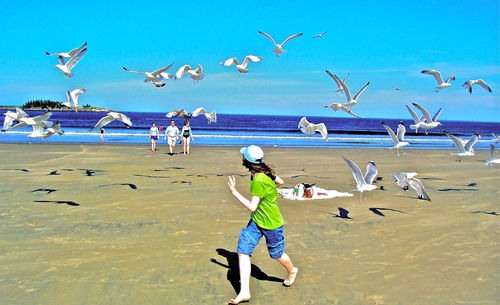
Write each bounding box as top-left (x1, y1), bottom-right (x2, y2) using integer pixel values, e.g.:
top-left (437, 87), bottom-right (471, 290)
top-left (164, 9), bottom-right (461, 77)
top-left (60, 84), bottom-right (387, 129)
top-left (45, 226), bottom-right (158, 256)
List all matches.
top-left (22, 100), bottom-right (91, 109)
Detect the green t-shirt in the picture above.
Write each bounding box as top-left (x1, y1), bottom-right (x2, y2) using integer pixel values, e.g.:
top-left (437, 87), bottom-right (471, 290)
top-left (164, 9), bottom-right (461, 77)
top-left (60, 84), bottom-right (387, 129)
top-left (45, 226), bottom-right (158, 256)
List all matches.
top-left (250, 173), bottom-right (284, 230)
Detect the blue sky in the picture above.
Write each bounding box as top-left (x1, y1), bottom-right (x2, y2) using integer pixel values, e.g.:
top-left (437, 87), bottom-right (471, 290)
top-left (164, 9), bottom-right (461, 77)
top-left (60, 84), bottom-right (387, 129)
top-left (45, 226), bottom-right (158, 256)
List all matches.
top-left (0, 0), bottom-right (498, 122)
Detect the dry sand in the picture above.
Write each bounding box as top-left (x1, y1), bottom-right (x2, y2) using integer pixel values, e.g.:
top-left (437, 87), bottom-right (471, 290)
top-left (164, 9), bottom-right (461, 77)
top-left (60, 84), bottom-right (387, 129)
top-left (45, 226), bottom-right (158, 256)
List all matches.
top-left (0, 143), bottom-right (498, 305)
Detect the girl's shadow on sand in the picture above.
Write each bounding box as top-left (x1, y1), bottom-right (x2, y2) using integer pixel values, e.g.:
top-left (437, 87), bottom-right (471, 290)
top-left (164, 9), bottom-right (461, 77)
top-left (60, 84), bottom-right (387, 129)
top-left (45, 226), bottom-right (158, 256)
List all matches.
top-left (210, 248), bottom-right (284, 293)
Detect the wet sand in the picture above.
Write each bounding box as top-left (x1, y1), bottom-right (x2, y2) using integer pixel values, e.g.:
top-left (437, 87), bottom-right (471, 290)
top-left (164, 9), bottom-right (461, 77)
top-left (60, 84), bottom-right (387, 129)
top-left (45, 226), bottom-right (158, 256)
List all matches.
top-left (0, 143), bottom-right (498, 304)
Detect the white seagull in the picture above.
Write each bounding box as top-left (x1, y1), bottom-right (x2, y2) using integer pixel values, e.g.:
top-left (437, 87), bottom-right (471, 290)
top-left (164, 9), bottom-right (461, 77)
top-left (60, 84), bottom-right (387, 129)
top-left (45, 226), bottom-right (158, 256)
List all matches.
top-left (411, 102), bottom-right (442, 134)
top-left (390, 172), bottom-right (419, 190)
top-left (220, 55), bottom-right (263, 74)
top-left (329, 72), bottom-right (370, 109)
top-left (174, 64), bottom-right (204, 82)
top-left (257, 31), bottom-right (303, 57)
top-left (10, 111), bottom-right (52, 131)
top-left (323, 103), bottom-right (362, 118)
top-left (444, 131), bottom-right (480, 161)
top-left (381, 121), bottom-right (410, 156)
top-left (42, 122), bottom-right (64, 140)
top-left (55, 48), bottom-right (87, 78)
top-left (90, 112), bottom-right (132, 131)
top-left (342, 157), bottom-right (379, 203)
top-left (421, 69), bottom-right (455, 93)
top-left (390, 172), bottom-right (430, 201)
top-left (122, 62), bottom-right (174, 88)
top-left (193, 107), bottom-right (216, 123)
top-left (486, 144), bottom-right (500, 167)
top-left (462, 79), bottom-right (492, 94)
top-left (63, 88), bottom-right (86, 112)
top-left (325, 70), bottom-right (349, 95)
top-left (298, 117), bottom-right (328, 141)
top-left (312, 31), bottom-right (327, 38)
top-left (2, 108), bottom-right (28, 132)
top-left (45, 42), bottom-right (87, 58)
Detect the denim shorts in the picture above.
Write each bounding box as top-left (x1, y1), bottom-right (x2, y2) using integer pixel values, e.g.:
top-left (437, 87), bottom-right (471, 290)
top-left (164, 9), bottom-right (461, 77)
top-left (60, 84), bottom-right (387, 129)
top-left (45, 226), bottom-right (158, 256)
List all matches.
top-left (237, 219), bottom-right (285, 259)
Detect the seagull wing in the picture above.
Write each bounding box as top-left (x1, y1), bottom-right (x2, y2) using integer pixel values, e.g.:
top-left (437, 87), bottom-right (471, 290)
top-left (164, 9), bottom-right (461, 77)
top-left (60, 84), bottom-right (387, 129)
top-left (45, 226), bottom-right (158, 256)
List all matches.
top-left (152, 62), bottom-right (174, 76)
top-left (58, 56), bottom-right (66, 65)
top-left (221, 57), bottom-right (239, 66)
top-left (313, 123), bottom-right (328, 140)
top-left (325, 70), bottom-right (342, 89)
top-left (280, 33), bottom-right (303, 46)
top-left (421, 70), bottom-right (444, 85)
top-left (409, 179), bottom-right (431, 201)
top-left (91, 114), bottom-right (114, 130)
top-left (343, 157), bottom-right (365, 189)
top-left (364, 161), bottom-right (378, 185)
top-left (165, 110), bottom-right (179, 118)
top-left (65, 48), bottom-right (87, 71)
top-left (432, 108), bottom-right (442, 122)
top-left (464, 134), bottom-right (479, 152)
top-left (175, 65), bottom-right (191, 79)
top-left (117, 113), bottom-right (132, 127)
top-left (353, 82), bottom-right (370, 101)
top-left (298, 117), bottom-right (309, 132)
top-left (381, 122), bottom-right (399, 144)
top-left (396, 123), bottom-right (406, 142)
top-left (444, 131), bottom-right (465, 153)
top-left (67, 42), bottom-right (88, 57)
top-left (258, 31), bottom-right (277, 45)
top-left (343, 73), bottom-right (349, 83)
top-left (122, 67), bottom-right (146, 75)
top-left (339, 105), bottom-right (362, 118)
top-left (191, 107), bottom-right (206, 117)
top-left (406, 105), bottom-right (421, 124)
top-left (16, 108), bottom-right (28, 119)
top-left (412, 102), bottom-right (433, 123)
top-left (391, 172), bottom-right (409, 189)
top-left (242, 55), bottom-right (262, 65)
top-left (332, 73), bottom-right (351, 102)
top-left (195, 64), bottom-right (203, 75)
top-left (473, 79), bottom-right (492, 92)
top-left (445, 75), bottom-right (455, 83)
top-left (489, 144), bottom-right (498, 161)
top-left (2, 114), bottom-right (14, 131)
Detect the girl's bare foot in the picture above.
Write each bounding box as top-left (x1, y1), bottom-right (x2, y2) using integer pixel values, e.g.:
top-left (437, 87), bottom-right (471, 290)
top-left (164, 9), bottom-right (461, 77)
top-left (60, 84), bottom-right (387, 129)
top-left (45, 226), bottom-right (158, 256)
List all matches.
top-left (283, 267), bottom-right (298, 287)
top-left (229, 294), bottom-right (251, 304)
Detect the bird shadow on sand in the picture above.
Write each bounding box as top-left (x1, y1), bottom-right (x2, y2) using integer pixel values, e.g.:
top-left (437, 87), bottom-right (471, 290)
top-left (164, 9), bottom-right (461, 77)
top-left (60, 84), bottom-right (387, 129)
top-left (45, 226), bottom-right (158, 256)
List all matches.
top-left (210, 248), bottom-right (284, 293)
top-left (420, 177), bottom-right (445, 181)
top-left (438, 188), bottom-right (478, 192)
top-left (34, 200), bottom-right (79, 207)
top-left (471, 211), bottom-right (499, 216)
top-left (369, 207), bottom-right (406, 217)
top-left (325, 207), bottom-right (352, 219)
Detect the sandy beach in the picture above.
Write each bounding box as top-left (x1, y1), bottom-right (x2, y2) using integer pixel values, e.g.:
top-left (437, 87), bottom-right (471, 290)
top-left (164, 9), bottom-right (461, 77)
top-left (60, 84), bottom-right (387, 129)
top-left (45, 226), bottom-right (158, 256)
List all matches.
top-left (0, 143), bottom-right (498, 305)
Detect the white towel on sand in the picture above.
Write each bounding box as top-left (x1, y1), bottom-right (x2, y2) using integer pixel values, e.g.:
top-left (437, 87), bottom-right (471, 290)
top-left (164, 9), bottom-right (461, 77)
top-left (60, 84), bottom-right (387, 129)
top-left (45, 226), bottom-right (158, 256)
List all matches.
top-left (278, 186), bottom-right (353, 200)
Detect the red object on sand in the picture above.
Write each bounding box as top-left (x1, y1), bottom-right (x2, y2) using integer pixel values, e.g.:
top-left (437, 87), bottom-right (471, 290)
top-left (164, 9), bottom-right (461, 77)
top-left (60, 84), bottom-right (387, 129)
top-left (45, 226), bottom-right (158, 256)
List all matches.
top-left (159, 126), bottom-right (163, 131)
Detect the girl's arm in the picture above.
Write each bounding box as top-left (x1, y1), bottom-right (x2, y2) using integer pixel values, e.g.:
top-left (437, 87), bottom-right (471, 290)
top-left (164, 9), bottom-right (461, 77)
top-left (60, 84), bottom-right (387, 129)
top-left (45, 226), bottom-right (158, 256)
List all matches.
top-left (274, 175), bottom-right (284, 187)
top-left (190, 128), bottom-right (194, 141)
top-left (227, 176), bottom-right (260, 212)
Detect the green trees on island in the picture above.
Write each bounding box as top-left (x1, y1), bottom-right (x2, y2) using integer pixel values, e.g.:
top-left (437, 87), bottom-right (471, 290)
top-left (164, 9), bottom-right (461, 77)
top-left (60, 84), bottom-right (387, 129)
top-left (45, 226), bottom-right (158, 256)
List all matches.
top-left (21, 100), bottom-right (92, 109)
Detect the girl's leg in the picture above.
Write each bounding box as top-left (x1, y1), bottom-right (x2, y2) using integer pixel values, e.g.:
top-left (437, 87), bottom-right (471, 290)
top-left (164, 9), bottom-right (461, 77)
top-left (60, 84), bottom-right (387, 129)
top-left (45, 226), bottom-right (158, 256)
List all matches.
top-left (186, 137), bottom-right (190, 154)
top-left (277, 253), bottom-right (298, 286)
top-left (182, 137), bottom-right (187, 154)
top-left (230, 253), bottom-right (252, 304)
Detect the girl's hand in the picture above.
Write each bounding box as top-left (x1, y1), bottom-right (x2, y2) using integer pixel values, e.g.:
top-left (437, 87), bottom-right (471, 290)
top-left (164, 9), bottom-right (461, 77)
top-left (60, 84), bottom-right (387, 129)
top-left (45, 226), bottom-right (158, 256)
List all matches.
top-left (227, 175), bottom-right (236, 192)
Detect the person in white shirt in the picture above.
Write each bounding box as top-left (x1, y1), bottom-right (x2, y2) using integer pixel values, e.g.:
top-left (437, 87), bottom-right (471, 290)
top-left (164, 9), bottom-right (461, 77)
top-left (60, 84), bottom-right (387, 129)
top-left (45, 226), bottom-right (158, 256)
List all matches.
top-left (164, 120), bottom-right (179, 155)
top-left (149, 122), bottom-right (160, 152)
top-left (180, 120), bottom-right (195, 155)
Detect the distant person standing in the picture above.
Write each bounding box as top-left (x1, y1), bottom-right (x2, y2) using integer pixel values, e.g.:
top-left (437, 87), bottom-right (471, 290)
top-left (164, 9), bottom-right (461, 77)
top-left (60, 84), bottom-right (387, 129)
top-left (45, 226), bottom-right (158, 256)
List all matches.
top-left (100, 127), bottom-right (105, 143)
top-left (164, 120), bottom-right (179, 155)
top-left (149, 122), bottom-right (160, 152)
top-left (180, 120), bottom-right (195, 154)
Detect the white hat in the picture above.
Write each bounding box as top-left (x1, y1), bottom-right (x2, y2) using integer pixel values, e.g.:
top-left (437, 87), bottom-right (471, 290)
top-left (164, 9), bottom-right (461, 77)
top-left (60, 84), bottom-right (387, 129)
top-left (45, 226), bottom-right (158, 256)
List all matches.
top-left (240, 145), bottom-right (264, 164)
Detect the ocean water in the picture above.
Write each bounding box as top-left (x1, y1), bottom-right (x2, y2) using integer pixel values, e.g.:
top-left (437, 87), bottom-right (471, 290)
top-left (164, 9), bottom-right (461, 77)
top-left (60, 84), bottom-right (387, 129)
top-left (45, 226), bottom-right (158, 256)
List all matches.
top-left (1, 110), bottom-right (499, 149)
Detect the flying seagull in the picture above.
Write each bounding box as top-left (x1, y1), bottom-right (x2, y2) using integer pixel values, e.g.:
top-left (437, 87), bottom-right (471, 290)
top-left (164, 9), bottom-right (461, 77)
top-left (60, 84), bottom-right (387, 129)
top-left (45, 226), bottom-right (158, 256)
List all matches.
top-left (391, 172), bottom-right (430, 201)
top-left (312, 31), bottom-right (327, 38)
top-left (323, 103), bottom-right (362, 118)
top-left (258, 31), bottom-right (303, 57)
top-left (90, 112), bottom-right (132, 131)
top-left (45, 42), bottom-right (87, 58)
top-left (174, 64), bottom-right (204, 82)
top-left (63, 88), bottom-right (86, 112)
top-left (2, 108), bottom-right (28, 132)
top-left (165, 107), bottom-right (207, 119)
top-left (55, 48), bottom-right (87, 78)
top-left (462, 79), bottom-right (492, 94)
top-left (492, 133), bottom-right (500, 143)
top-left (444, 131), bottom-right (480, 162)
top-left (122, 62), bottom-right (174, 88)
top-left (42, 122), bottom-right (64, 139)
top-left (421, 69), bottom-right (455, 93)
top-left (342, 157), bottom-right (379, 203)
top-left (298, 117), bottom-right (328, 141)
top-left (486, 144), bottom-right (500, 167)
top-left (381, 121), bottom-right (409, 156)
top-left (220, 55), bottom-right (262, 74)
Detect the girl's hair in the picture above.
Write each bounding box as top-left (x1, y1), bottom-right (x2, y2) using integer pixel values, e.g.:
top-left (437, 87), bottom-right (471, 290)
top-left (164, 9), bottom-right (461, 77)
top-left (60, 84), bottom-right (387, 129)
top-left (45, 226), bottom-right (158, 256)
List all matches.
top-left (184, 120), bottom-right (189, 126)
top-left (242, 158), bottom-right (276, 180)
top-left (152, 122), bottom-right (156, 125)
